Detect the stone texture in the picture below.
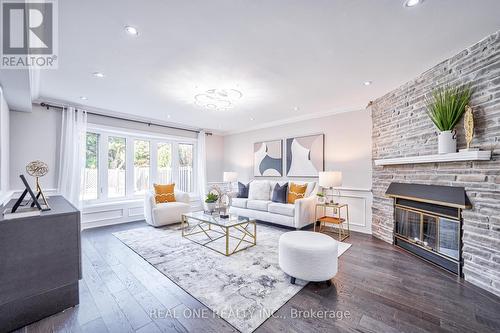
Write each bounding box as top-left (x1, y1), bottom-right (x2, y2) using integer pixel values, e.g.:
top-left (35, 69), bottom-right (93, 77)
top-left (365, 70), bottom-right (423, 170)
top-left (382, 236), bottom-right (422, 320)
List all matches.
top-left (371, 30), bottom-right (500, 297)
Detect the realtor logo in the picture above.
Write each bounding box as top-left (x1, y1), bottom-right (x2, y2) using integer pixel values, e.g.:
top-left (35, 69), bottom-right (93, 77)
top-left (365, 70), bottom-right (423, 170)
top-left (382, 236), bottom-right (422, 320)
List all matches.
top-left (1, 0), bottom-right (58, 68)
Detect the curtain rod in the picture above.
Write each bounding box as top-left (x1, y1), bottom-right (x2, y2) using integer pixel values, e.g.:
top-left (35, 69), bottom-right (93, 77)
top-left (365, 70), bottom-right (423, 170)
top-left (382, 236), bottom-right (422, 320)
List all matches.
top-left (39, 102), bottom-right (211, 135)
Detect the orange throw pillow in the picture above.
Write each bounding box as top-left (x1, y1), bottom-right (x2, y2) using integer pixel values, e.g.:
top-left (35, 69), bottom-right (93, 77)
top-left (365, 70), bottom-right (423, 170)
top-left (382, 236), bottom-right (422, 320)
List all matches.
top-left (288, 183), bottom-right (307, 204)
top-left (154, 183), bottom-right (176, 203)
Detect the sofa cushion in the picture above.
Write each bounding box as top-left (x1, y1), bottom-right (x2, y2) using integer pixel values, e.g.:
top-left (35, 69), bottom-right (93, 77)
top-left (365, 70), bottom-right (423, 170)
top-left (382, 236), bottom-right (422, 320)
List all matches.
top-left (237, 182), bottom-right (249, 198)
top-left (248, 180), bottom-right (271, 200)
top-left (288, 181), bottom-right (316, 197)
top-left (268, 203), bottom-right (295, 217)
top-left (247, 200), bottom-right (271, 212)
top-left (231, 198), bottom-right (248, 208)
top-left (272, 183), bottom-right (288, 203)
top-left (154, 183), bottom-right (176, 203)
top-left (288, 182), bottom-right (308, 204)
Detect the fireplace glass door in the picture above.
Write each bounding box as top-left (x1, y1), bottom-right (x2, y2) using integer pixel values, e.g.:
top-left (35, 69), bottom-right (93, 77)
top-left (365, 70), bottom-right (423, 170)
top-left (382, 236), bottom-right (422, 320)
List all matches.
top-left (395, 208), bottom-right (420, 241)
top-left (438, 218), bottom-right (459, 260)
top-left (422, 215), bottom-right (437, 250)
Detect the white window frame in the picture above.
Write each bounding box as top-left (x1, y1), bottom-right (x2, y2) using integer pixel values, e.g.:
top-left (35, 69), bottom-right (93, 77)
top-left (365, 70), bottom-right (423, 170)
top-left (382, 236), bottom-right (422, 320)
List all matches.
top-left (83, 124), bottom-right (197, 206)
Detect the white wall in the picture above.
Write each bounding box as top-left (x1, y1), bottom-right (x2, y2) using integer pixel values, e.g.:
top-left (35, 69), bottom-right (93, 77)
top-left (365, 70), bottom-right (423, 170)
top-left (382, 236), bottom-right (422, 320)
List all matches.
top-left (10, 105), bottom-right (61, 191)
top-left (223, 109), bottom-right (373, 233)
top-left (224, 110), bottom-right (372, 188)
top-left (0, 87), bottom-right (11, 204)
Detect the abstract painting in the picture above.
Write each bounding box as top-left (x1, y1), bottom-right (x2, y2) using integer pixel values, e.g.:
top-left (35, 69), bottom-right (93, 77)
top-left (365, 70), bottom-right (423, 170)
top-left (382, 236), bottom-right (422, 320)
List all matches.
top-left (254, 140), bottom-right (283, 177)
top-left (286, 134), bottom-right (324, 177)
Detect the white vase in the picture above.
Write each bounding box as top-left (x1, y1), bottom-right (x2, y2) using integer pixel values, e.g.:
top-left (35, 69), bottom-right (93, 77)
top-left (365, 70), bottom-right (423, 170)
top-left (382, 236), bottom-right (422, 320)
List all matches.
top-left (205, 202), bottom-right (217, 213)
top-left (438, 130), bottom-right (457, 154)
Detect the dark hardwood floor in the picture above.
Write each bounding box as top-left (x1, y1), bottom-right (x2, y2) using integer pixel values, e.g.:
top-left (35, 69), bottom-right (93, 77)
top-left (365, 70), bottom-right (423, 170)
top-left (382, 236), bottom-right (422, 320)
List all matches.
top-left (15, 221), bottom-right (500, 333)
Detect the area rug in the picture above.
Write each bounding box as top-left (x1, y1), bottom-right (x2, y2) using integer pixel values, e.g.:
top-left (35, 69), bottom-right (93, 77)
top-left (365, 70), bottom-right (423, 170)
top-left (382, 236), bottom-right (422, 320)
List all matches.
top-left (113, 224), bottom-right (351, 333)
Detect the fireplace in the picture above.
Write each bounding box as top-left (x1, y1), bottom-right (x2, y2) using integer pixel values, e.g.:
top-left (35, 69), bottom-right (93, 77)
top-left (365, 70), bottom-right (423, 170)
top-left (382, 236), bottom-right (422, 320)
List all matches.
top-left (386, 183), bottom-right (470, 276)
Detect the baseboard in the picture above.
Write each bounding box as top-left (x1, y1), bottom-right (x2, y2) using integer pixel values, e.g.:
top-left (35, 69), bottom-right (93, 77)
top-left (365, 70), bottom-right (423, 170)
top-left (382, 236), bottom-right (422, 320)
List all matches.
top-left (81, 218), bottom-right (143, 230)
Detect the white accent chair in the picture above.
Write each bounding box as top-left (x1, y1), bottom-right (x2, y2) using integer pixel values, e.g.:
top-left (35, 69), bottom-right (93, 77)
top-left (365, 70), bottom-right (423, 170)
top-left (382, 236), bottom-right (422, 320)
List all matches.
top-left (279, 230), bottom-right (338, 284)
top-left (144, 191), bottom-right (191, 227)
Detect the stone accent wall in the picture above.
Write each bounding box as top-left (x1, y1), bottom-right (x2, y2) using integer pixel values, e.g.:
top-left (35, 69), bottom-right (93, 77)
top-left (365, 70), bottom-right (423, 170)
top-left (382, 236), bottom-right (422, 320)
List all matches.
top-left (371, 30), bottom-right (500, 297)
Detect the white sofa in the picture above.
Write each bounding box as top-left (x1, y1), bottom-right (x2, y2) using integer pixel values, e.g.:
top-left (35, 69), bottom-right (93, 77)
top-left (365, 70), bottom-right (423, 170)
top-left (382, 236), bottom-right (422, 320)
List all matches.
top-left (144, 190), bottom-right (190, 227)
top-left (229, 180), bottom-right (318, 229)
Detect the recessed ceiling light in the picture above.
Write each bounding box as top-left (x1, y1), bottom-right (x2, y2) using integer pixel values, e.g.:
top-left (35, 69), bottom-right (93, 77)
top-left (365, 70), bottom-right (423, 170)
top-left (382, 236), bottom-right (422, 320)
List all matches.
top-left (79, 96), bottom-right (88, 100)
top-left (92, 72), bottom-right (105, 78)
top-left (124, 26), bottom-right (139, 36)
top-left (250, 117), bottom-right (255, 121)
top-left (167, 114), bottom-right (171, 119)
top-left (404, 0), bottom-right (422, 7)
top-left (364, 81), bottom-right (372, 86)
top-left (293, 106), bottom-right (300, 111)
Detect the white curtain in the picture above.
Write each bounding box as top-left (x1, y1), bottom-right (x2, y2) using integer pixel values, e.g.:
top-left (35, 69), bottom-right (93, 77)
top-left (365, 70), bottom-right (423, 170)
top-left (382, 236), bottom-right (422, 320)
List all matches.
top-left (57, 107), bottom-right (87, 208)
top-left (197, 130), bottom-right (207, 201)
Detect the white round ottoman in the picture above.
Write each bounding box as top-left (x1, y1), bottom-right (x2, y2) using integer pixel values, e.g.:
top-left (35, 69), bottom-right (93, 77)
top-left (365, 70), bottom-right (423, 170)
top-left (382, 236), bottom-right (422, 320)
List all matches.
top-left (279, 231), bottom-right (338, 284)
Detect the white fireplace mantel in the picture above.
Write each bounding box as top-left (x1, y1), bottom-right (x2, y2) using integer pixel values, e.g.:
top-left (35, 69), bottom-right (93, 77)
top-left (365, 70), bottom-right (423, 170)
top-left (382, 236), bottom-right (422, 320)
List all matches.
top-left (374, 150), bottom-right (492, 166)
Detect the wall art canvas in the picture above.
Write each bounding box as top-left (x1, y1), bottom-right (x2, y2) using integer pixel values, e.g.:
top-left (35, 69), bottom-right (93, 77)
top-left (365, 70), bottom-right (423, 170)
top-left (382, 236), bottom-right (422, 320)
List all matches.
top-left (286, 134), bottom-right (324, 177)
top-left (254, 140), bottom-right (283, 177)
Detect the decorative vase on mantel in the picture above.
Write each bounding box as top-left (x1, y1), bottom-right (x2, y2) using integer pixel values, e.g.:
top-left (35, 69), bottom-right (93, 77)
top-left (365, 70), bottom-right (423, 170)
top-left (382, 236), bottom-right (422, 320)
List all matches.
top-left (437, 130), bottom-right (457, 154)
top-left (427, 85), bottom-right (472, 155)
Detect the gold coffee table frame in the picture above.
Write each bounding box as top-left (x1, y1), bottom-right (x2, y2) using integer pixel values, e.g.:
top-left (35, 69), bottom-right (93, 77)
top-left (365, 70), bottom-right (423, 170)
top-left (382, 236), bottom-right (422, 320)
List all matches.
top-left (181, 212), bottom-right (257, 256)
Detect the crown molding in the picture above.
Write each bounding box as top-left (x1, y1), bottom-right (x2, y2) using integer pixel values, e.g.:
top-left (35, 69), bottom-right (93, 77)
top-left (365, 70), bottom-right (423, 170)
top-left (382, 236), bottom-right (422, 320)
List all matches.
top-left (222, 107), bottom-right (365, 136)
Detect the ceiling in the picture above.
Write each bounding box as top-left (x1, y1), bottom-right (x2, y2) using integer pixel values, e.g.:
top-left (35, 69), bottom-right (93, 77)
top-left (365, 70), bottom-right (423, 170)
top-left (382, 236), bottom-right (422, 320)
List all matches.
top-left (36, 0), bottom-right (500, 134)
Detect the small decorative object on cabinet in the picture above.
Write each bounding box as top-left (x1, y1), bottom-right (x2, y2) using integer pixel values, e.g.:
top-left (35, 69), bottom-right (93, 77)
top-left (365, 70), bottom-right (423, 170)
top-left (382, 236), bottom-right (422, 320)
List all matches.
top-left (3, 175), bottom-right (45, 219)
top-left (314, 202), bottom-right (350, 241)
top-left (25, 160), bottom-right (51, 210)
top-left (426, 85), bottom-right (472, 154)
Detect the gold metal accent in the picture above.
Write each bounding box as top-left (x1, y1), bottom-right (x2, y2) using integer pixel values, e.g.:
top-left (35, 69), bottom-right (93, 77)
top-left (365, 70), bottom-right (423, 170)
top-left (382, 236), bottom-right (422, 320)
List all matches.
top-left (314, 203), bottom-right (350, 241)
top-left (395, 203), bottom-right (460, 220)
top-left (25, 160), bottom-right (50, 209)
top-left (464, 105), bottom-right (474, 149)
top-left (386, 193), bottom-right (471, 209)
top-left (181, 213), bottom-right (256, 256)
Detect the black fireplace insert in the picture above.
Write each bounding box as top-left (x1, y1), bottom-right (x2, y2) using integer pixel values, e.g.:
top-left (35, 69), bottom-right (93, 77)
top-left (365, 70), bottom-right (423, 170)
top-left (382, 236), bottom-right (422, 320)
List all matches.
top-left (386, 183), bottom-right (470, 276)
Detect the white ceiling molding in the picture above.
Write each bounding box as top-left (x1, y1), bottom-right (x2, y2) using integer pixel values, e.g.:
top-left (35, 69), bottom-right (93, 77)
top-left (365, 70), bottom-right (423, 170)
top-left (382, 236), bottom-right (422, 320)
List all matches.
top-left (223, 107), bottom-right (364, 136)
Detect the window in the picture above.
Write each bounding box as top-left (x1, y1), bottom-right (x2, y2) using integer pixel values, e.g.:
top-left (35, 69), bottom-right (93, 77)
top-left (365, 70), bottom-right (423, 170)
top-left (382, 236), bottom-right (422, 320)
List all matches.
top-left (83, 126), bottom-right (197, 204)
top-left (134, 140), bottom-right (150, 195)
top-left (108, 136), bottom-right (126, 198)
top-left (83, 132), bottom-right (99, 200)
top-left (178, 143), bottom-right (194, 192)
top-left (157, 143), bottom-right (172, 184)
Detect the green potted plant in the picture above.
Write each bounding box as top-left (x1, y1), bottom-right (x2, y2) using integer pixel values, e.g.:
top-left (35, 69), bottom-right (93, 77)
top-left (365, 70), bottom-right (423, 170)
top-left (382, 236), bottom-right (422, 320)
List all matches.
top-left (426, 85), bottom-right (472, 154)
top-left (205, 192), bottom-right (219, 213)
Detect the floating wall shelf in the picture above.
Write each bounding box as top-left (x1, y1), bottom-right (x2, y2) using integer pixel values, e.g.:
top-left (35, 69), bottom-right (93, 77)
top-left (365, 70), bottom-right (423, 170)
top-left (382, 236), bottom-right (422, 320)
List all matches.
top-left (374, 150), bottom-right (492, 166)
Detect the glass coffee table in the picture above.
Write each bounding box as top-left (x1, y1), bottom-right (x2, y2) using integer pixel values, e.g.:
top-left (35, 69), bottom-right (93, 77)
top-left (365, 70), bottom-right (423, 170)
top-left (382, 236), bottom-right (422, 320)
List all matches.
top-left (181, 211), bottom-right (257, 256)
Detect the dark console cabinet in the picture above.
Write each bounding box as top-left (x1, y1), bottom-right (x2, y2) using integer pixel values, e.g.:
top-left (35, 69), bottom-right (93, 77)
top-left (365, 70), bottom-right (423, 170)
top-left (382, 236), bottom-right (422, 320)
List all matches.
top-left (0, 196), bottom-right (81, 332)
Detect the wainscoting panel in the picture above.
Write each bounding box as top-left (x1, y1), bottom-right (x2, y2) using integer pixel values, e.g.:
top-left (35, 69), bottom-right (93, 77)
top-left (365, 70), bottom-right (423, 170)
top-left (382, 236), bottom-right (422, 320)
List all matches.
top-left (328, 188), bottom-right (372, 234)
top-left (82, 199), bottom-right (144, 229)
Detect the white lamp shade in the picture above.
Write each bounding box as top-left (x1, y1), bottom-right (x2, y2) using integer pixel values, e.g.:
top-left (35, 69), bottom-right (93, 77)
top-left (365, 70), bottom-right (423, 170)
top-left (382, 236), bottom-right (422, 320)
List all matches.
top-left (223, 172), bottom-right (238, 183)
top-left (319, 171), bottom-right (342, 188)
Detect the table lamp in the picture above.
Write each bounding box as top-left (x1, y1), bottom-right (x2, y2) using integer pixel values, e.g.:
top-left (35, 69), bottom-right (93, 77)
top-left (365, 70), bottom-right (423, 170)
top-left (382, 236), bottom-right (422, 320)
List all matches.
top-left (223, 171), bottom-right (238, 183)
top-left (318, 171), bottom-right (342, 204)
